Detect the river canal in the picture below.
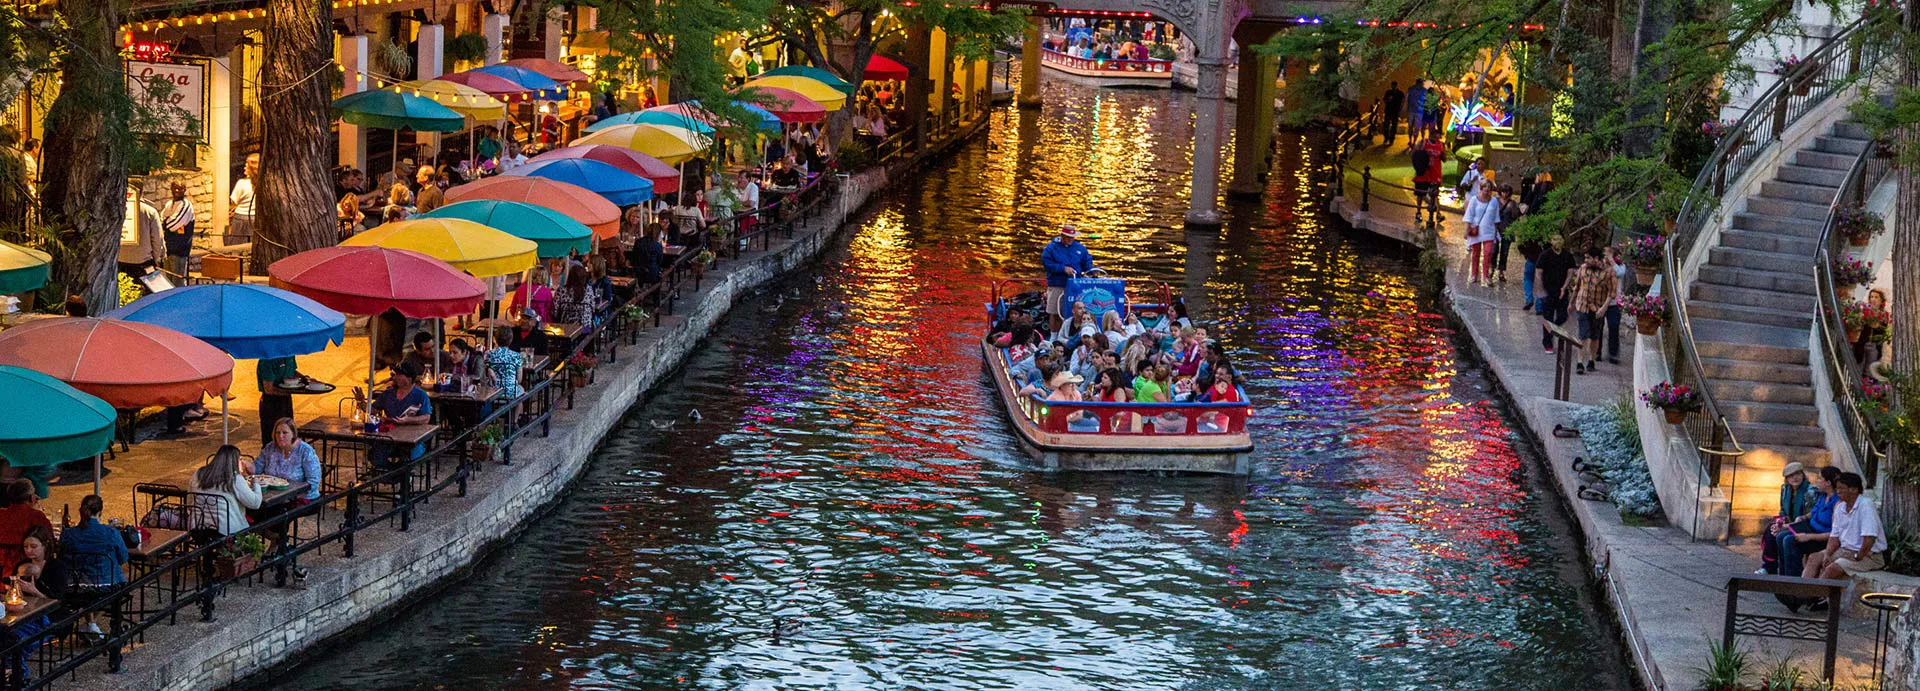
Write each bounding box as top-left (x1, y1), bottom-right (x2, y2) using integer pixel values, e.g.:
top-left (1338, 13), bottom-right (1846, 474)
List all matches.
top-left (274, 81), bottom-right (1631, 690)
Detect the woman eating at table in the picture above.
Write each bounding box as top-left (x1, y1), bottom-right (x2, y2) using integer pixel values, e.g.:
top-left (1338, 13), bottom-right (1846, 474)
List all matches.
top-left (190, 445), bottom-right (261, 538)
top-left (12, 527), bottom-right (67, 602)
top-left (255, 418), bottom-right (322, 507)
top-left (445, 338), bottom-right (483, 378)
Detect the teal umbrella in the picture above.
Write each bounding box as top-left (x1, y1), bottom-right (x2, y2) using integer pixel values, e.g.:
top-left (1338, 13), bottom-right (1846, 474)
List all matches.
top-left (331, 89), bottom-right (466, 132)
top-left (416, 200), bottom-right (594, 258)
top-left (0, 365), bottom-right (114, 466)
top-left (585, 110), bottom-right (716, 135)
top-left (0, 241), bottom-right (50, 295)
top-left (760, 65), bottom-right (855, 94)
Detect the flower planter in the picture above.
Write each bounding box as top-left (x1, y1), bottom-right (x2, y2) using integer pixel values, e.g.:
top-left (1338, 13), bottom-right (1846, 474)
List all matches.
top-left (472, 443), bottom-right (494, 463)
top-left (1633, 265), bottom-right (1658, 287)
top-left (1850, 233), bottom-right (1870, 247)
top-left (213, 555), bottom-right (257, 580)
top-left (1836, 284), bottom-right (1854, 300)
top-left (569, 371), bottom-right (591, 389)
top-left (1637, 320), bottom-right (1660, 336)
top-left (1847, 327), bottom-right (1863, 343)
top-left (1663, 409), bottom-right (1688, 425)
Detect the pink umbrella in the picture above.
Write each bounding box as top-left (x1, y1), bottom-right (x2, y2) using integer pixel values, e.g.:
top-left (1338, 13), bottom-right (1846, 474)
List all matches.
top-left (866, 55), bottom-right (910, 81)
top-left (436, 71), bottom-right (537, 101)
top-left (735, 86), bottom-right (825, 124)
top-left (530, 145), bottom-right (681, 195)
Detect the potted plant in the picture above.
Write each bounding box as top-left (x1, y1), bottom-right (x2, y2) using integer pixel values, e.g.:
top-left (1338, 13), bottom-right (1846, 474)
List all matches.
top-left (1830, 255), bottom-right (1875, 298)
top-left (1773, 54), bottom-right (1814, 95)
top-left (1840, 299), bottom-right (1890, 342)
top-left (214, 533), bottom-right (269, 580)
top-left (1837, 205), bottom-right (1884, 246)
top-left (1862, 376), bottom-right (1890, 403)
top-left (618, 304), bottom-right (651, 333)
top-left (471, 424), bottom-right (503, 463)
top-left (1642, 381), bottom-right (1702, 425)
top-left (564, 353), bottom-right (598, 389)
top-left (445, 32), bottom-right (489, 68)
top-left (1620, 235), bottom-right (1666, 287)
top-left (1617, 294), bottom-right (1668, 335)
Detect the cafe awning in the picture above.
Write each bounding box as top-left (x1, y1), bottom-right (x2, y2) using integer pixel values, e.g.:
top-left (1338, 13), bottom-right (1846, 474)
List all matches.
top-left (503, 58), bottom-right (591, 84)
top-left (865, 55), bottom-right (910, 82)
top-left (471, 65), bottom-right (566, 100)
top-left (394, 80), bottom-right (508, 121)
top-left (0, 318), bottom-right (234, 409)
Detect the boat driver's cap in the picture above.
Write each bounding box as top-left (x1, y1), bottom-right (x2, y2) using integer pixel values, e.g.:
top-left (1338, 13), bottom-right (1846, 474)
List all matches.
top-left (1059, 224), bottom-right (1079, 238)
top-left (1049, 372), bottom-right (1084, 388)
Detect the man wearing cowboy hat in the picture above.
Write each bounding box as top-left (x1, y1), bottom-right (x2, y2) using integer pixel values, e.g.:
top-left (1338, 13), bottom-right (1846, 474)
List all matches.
top-left (1041, 224), bottom-right (1095, 331)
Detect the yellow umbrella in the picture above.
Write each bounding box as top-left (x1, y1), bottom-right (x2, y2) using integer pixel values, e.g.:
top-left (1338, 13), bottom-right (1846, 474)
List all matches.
top-left (744, 75), bottom-right (847, 111)
top-left (395, 80), bottom-right (507, 120)
top-left (570, 123), bottom-right (707, 165)
top-left (340, 218), bottom-right (537, 278)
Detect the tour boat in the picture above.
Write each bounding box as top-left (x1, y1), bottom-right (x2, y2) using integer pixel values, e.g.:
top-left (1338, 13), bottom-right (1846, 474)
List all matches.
top-left (982, 278), bottom-right (1254, 474)
top-left (1038, 49), bottom-right (1174, 88)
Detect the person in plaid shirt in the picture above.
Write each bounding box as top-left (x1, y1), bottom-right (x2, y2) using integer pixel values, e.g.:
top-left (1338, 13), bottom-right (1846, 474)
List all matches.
top-left (1563, 248), bottom-right (1617, 375)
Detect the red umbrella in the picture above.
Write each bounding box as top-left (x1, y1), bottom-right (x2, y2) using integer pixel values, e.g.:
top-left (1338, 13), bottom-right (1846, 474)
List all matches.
top-left (0, 318), bottom-right (233, 408)
top-left (268, 246), bottom-right (485, 318)
top-left (503, 58), bottom-right (591, 84)
top-left (737, 86), bottom-right (825, 124)
top-left (530, 145), bottom-right (681, 195)
top-left (435, 71), bottom-right (537, 100)
top-left (866, 55), bottom-right (909, 81)
top-left (445, 175), bottom-right (622, 237)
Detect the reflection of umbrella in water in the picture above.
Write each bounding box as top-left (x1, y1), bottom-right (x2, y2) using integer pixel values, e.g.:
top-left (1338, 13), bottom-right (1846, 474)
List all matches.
top-left (106, 284), bottom-right (348, 443)
top-left (0, 318), bottom-right (234, 493)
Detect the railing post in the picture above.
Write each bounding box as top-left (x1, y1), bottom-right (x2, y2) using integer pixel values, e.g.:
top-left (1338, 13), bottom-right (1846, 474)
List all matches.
top-left (343, 486), bottom-right (359, 558)
top-left (399, 467), bottom-right (413, 531)
top-left (107, 592), bottom-right (126, 672)
top-left (196, 551), bottom-right (216, 622)
top-left (1360, 166), bottom-right (1372, 212)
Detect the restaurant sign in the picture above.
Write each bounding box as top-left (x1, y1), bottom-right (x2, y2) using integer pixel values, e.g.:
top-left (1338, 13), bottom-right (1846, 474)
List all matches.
top-left (126, 59), bottom-right (206, 142)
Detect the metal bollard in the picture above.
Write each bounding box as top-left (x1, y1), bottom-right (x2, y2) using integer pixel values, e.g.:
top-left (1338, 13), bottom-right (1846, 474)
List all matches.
top-left (1361, 167), bottom-right (1372, 212)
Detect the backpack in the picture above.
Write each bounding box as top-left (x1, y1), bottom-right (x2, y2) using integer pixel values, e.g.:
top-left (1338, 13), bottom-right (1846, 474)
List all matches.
top-left (1410, 147), bottom-right (1432, 177)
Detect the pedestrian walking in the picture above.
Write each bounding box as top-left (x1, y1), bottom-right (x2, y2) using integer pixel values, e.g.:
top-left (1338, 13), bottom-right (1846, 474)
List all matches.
top-left (1564, 248), bottom-right (1616, 374)
top-left (1461, 182), bottom-right (1500, 285)
top-left (1381, 82), bottom-right (1404, 144)
top-left (227, 153), bottom-right (258, 246)
top-left (1605, 246), bottom-right (1636, 365)
top-left (1407, 79), bottom-right (1428, 136)
top-left (1534, 236), bottom-right (1575, 353)
top-left (1495, 185), bottom-right (1520, 283)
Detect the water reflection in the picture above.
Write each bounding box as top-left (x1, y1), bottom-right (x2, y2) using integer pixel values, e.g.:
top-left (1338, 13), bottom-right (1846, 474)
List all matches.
top-left (271, 80), bottom-right (1626, 691)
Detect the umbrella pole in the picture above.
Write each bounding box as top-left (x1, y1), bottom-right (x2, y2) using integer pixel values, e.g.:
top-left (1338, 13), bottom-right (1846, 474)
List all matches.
top-left (93, 454), bottom-right (101, 496)
top-left (368, 315), bottom-right (378, 421)
top-left (221, 393), bottom-right (229, 446)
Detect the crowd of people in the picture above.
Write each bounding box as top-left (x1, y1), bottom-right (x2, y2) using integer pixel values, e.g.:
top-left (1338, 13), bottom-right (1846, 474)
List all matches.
top-left (989, 226), bottom-right (1243, 432)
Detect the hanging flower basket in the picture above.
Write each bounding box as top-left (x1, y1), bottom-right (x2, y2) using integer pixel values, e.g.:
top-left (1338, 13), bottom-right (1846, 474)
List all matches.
top-left (1839, 298), bottom-right (1890, 344)
top-left (1619, 235), bottom-right (1665, 287)
top-left (1618, 294), bottom-right (1667, 335)
top-left (1837, 205), bottom-right (1884, 247)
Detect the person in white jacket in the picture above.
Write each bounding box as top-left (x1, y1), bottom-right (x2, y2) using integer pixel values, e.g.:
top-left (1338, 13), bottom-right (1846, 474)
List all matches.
top-left (1461, 181), bottom-right (1501, 286)
top-left (191, 445), bottom-right (262, 537)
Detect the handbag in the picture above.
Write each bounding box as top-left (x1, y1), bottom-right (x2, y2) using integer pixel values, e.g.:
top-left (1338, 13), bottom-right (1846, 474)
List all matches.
top-left (139, 504), bottom-right (185, 530)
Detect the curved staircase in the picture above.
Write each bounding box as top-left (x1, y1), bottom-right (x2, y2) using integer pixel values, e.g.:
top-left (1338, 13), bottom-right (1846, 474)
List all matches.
top-left (1689, 120), bottom-right (1874, 536)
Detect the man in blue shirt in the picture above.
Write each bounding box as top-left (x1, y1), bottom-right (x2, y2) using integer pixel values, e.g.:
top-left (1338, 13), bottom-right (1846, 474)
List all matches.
top-left (1040, 224), bottom-right (1094, 331)
top-left (60, 495), bottom-right (127, 587)
top-left (369, 362), bottom-right (433, 471)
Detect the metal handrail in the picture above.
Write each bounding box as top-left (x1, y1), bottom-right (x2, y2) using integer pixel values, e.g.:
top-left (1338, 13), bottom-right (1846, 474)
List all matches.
top-left (1813, 136), bottom-right (1893, 487)
top-left (1660, 13), bottom-right (1887, 485)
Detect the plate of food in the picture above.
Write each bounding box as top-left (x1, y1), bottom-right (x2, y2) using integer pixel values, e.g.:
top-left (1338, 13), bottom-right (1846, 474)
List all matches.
top-left (254, 475), bottom-right (291, 490)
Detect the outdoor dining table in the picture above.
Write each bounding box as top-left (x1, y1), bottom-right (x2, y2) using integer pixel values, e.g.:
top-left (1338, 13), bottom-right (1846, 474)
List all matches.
top-left (2, 594), bottom-right (56, 628)
top-left (298, 417), bottom-right (441, 495)
top-left (129, 527), bottom-right (190, 565)
top-left (427, 381), bottom-right (500, 432)
top-left (542, 322), bottom-right (588, 360)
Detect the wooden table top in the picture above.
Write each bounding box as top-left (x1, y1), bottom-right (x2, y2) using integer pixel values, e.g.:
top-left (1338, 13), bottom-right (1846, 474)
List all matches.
top-left (427, 382), bottom-right (500, 403)
top-left (2, 595), bottom-right (56, 627)
top-left (131, 527), bottom-right (189, 561)
top-left (299, 416), bottom-right (440, 446)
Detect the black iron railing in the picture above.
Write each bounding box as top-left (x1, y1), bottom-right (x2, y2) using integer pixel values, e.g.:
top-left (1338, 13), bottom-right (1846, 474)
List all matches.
top-left (1661, 14), bottom-right (1890, 488)
top-left (1813, 133), bottom-right (1894, 487)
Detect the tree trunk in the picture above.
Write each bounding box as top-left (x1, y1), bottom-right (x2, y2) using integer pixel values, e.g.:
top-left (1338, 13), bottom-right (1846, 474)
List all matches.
top-left (252, 0), bottom-right (337, 274)
top-left (1885, 4), bottom-right (1920, 543)
top-left (38, 0), bottom-right (128, 314)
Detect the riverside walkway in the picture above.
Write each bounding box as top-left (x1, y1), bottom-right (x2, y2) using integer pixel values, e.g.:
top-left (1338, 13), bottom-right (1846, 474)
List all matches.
top-left (1331, 138), bottom-right (1879, 688)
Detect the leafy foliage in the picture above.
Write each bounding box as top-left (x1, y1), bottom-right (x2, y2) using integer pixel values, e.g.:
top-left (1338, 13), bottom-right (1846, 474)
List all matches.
top-left (1693, 639), bottom-right (1750, 691)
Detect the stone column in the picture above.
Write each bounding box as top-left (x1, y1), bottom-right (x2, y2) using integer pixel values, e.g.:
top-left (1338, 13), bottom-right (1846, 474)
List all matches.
top-left (542, 7), bottom-right (565, 63)
top-left (1019, 16), bottom-right (1042, 108)
top-left (415, 24), bottom-right (445, 155)
top-left (210, 54), bottom-right (234, 240)
top-left (482, 13), bottom-right (507, 65)
top-left (1186, 58), bottom-right (1229, 227)
top-left (904, 22), bottom-right (931, 153)
top-left (1228, 50), bottom-right (1277, 198)
top-left (337, 33), bottom-right (369, 171)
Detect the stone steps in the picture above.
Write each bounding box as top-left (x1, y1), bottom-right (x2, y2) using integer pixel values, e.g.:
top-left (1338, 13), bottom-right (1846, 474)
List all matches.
top-left (1814, 134), bottom-right (1871, 156)
top-left (1718, 400), bottom-right (1820, 426)
top-left (1696, 265), bottom-right (1815, 294)
top-left (1689, 282), bottom-right (1814, 313)
top-left (1700, 357), bottom-right (1812, 386)
top-left (1711, 378), bottom-right (1816, 405)
top-left (1716, 229), bottom-right (1821, 257)
top-left (1774, 164), bottom-right (1851, 188)
top-left (1727, 421), bottom-right (1826, 447)
top-left (1688, 299), bottom-right (1814, 329)
top-left (1731, 212), bottom-right (1826, 236)
top-left (1794, 149), bottom-right (1856, 170)
top-left (1758, 179), bottom-right (1843, 205)
top-left (1707, 245), bottom-right (1820, 274)
top-left (1742, 196), bottom-right (1834, 221)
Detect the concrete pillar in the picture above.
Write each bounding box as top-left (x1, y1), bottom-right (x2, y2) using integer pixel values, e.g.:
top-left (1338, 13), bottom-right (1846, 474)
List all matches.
top-left (1019, 16), bottom-right (1042, 108)
top-left (1182, 227), bottom-right (1217, 321)
top-left (210, 55), bottom-right (234, 240)
top-left (904, 22), bottom-right (931, 152)
top-left (482, 14), bottom-right (507, 65)
top-left (337, 34), bottom-right (369, 171)
top-left (930, 28), bottom-right (950, 124)
top-left (543, 7), bottom-right (566, 63)
top-left (416, 24), bottom-right (445, 155)
top-left (1186, 59), bottom-right (1229, 227)
top-left (1228, 50), bottom-right (1277, 198)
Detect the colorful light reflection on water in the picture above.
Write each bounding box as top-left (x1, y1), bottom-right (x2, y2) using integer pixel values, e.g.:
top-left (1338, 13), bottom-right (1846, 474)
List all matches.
top-left (272, 82), bottom-right (1628, 691)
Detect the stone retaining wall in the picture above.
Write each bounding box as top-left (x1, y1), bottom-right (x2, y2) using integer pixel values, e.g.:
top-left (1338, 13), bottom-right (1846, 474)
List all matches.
top-left (50, 125), bottom-right (986, 691)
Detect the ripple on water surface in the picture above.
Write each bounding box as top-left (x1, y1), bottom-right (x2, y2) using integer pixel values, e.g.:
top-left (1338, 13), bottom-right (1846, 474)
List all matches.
top-left (273, 81), bottom-right (1627, 691)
